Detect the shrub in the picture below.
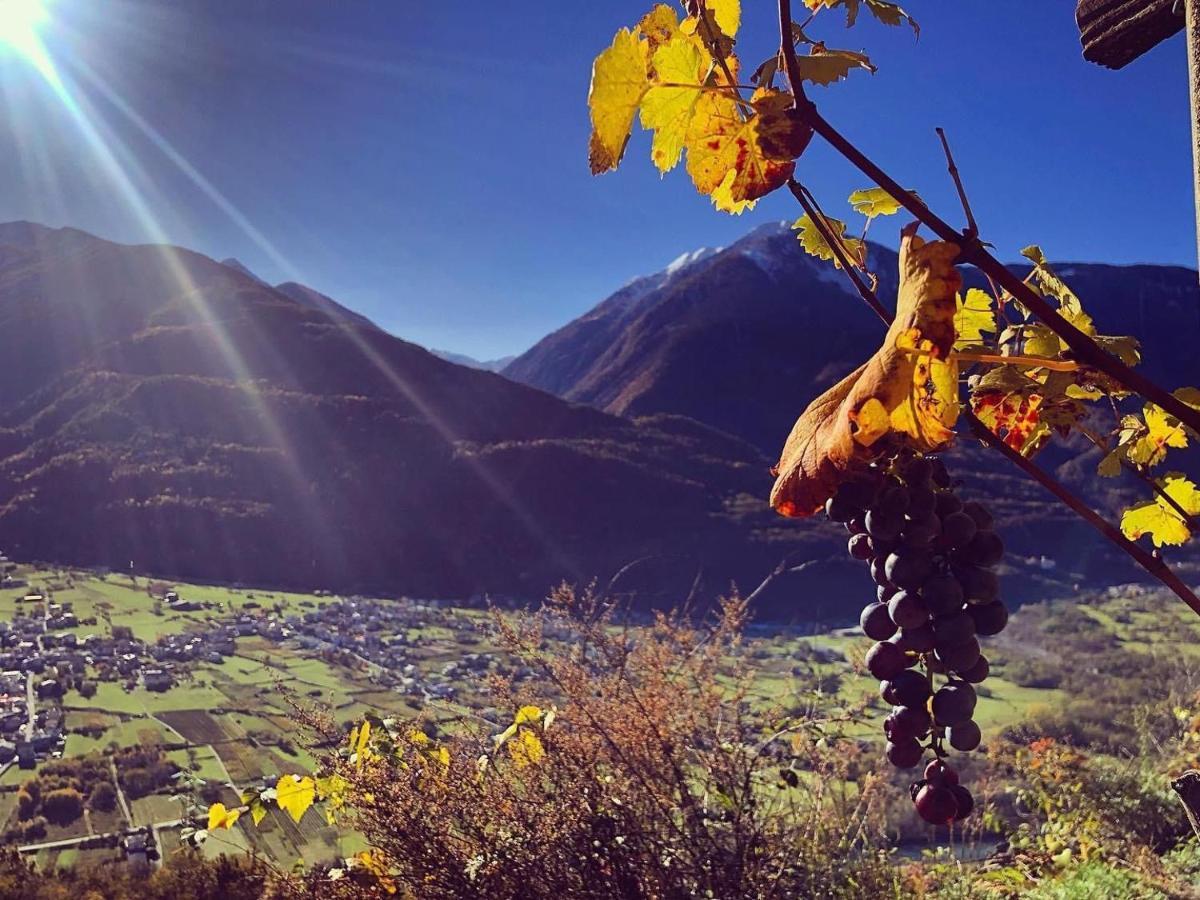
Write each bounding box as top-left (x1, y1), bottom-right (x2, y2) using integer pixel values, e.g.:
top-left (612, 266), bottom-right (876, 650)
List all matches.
top-left (88, 782), bottom-right (117, 813)
top-left (280, 588), bottom-right (897, 899)
top-left (40, 788), bottom-right (84, 826)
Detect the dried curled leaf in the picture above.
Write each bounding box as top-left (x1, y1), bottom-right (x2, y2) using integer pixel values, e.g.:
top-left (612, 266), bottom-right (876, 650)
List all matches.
top-left (796, 43), bottom-right (876, 86)
top-left (771, 226), bottom-right (961, 516)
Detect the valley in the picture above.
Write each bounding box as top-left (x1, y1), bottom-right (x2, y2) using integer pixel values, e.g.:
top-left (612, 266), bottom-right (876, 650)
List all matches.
top-left (0, 556), bottom-right (1190, 873)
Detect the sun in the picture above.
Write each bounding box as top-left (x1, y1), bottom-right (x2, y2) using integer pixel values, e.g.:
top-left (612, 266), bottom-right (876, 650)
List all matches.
top-left (0, 0), bottom-right (48, 58)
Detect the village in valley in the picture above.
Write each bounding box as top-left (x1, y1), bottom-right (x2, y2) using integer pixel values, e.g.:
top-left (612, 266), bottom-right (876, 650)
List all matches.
top-left (0, 558), bottom-right (518, 871)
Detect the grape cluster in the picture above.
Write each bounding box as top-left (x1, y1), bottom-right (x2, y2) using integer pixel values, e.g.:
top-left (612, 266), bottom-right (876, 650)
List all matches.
top-left (829, 450), bottom-right (1009, 826)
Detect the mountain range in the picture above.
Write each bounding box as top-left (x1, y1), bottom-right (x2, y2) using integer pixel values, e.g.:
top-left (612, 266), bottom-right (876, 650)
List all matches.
top-left (0, 220), bottom-right (1193, 621)
top-left (505, 222), bottom-right (1200, 606)
top-left (0, 222), bottom-right (824, 612)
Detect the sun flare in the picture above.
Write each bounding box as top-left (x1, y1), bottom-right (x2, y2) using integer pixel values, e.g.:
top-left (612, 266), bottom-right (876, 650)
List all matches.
top-left (0, 0), bottom-right (48, 57)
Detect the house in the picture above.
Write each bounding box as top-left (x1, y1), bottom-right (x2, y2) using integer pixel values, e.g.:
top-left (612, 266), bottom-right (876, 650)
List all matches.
top-left (16, 742), bottom-right (34, 769)
top-left (123, 831), bottom-right (149, 867)
top-left (143, 669), bottom-right (172, 692)
top-left (36, 679), bottom-right (61, 700)
top-left (0, 740), bottom-right (16, 763)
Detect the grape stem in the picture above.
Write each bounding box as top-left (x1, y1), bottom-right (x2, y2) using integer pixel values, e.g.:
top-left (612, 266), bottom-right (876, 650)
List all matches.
top-left (783, 193), bottom-right (1200, 617)
top-left (773, 0), bottom-right (1200, 439)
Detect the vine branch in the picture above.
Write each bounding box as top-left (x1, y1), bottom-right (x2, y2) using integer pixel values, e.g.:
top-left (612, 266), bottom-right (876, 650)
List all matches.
top-left (773, 0), bottom-right (1200, 437)
top-left (935, 127), bottom-right (979, 238)
top-left (785, 183), bottom-right (1200, 616)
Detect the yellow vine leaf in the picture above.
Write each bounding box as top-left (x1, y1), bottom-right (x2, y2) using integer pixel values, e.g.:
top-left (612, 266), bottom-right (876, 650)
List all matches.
top-left (207, 802), bottom-right (242, 831)
top-left (792, 213), bottom-right (864, 270)
top-left (685, 87), bottom-right (811, 211)
top-left (638, 4), bottom-right (679, 54)
top-left (588, 28), bottom-right (651, 175)
top-left (509, 729), bottom-right (546, 769)
top-left (1122, 403), bottom-right (1192, 469)
top-left (1121, 473), bottom-right (1200, 547)
top-left (316, 774), bottom-right (349, 825)
top-left (640, 33), bottom-right (708, 173)
top-left (954, 288), bottom-right (996, 350)
top-left (708, 0), bottom-right (741, 39)
top-left (797, 44), bottom-right (876, 86)
top-left (514, 705), bottom-right (543, 726)
top-left (241, 789), bottom-right (269, 826)
top-left (771, 226), bottom-right (961, 515)
top-left (848, 186), bottom-right (913, 218)
top-left (806, 0), bottom-right (918, 33)
top-left (276, 774), bottom-right (317, 824)
top-left (349, 720), bottom-right (374, 769)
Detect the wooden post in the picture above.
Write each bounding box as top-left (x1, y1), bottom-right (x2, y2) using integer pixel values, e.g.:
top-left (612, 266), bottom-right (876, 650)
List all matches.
top-left (1188, 0), bottom-right (1200, 283)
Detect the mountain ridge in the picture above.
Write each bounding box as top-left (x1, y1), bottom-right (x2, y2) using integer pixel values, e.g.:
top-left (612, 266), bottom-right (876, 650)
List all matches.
top-left (0, 221), bottom-right (833, 612)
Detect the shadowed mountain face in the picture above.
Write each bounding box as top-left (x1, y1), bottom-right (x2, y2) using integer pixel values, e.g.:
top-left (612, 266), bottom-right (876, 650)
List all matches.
top-left (0, 222), bottom-right (832, 608)
top-left (506, 223), bottom-right (1200, 602)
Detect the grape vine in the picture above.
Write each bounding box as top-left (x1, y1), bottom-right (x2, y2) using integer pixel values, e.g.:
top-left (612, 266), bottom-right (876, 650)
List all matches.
top-left (586, 0), bottom-right (1200, 825)
top-left (586, 0), bottom-right (1200, 615)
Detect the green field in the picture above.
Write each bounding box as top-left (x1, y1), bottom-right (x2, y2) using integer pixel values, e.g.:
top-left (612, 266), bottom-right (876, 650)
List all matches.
top-left (6, 560), bottom-right (1195, 878)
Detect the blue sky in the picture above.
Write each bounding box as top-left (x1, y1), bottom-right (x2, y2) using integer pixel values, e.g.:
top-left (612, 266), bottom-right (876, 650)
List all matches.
top-left (0, 0), bottom-right (1192, 359)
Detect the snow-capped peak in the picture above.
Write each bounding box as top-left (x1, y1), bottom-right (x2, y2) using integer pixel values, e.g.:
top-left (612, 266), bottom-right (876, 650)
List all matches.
top-left (665, 246), bottom-right (720, 277)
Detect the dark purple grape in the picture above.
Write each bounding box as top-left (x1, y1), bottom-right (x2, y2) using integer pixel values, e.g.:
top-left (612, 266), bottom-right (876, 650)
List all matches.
top-left (846, 517), bottom-right (866, 536)
top-left (932, 682), bottom-right (977, 727)
top-left (959, 655), bottom-right (989, 684)
top-left (967, 601), bottom-right (1008, 636)
top-left (848, 533), bottom-right (873, 560)
top-left (899, 456), bottom-right (933, 487)
top-left (949, 720), bottom-right (982, 752)
top-left (955, 565), bottom-right (1000, 604)
top-left (881, 669), bottom-right (930, 707)
top-left (950, 784), bottom-right (974, 820)
top-left (873, 484), bottom-right (910, 517)
top-left (886, 738), bottom-right (924, 769)
top-left (885, 551), bottom-right (933, 590)
top-left (924, 758), bottom-right (958, 787)
top-left (941, 511), bottom-right (979, 549)
top-left (893, 624), bottom-right (937, 653)
top-left (959, 530), bottom-right (1004, 567)
top-left (887, 705), bottom-right (932, 741)
top-left (935, 637), bottom-right (981, 673)
top-left (922, 575), bottom-right (965, 616)
top-left (915, 784), bottom-right (958, 825)
top-left (865, 510), bottom-right (902, 543)
top-left (825, 495), bottom-right (860, 523)
top-left (930, 458), bottom-right (951, 488)
top-left (932, 611), bottom-right (975, 645)
top-left (961, 500), bottom-right (994, 531)
top-left (867, 536), bottom-right (897, 558)
top-left (926, 654), bottom-right (947, 674)
top-left (887, 590), bottom-right (929, 630)
top-left (865, 641), bottom-right (909, 680)
top-left (838, 478), bottom-right (877, 510)
top-left (860, 602), bottom-right (897, 641)
top-left (877, 583), bottom-right (898, 604)
top-left (907, 487), bottom-right (937, 518)
top-left (901, 513), bottom-right (941, 547)
top-left (934, 491), bottom-right (963, 518)
top-left (870, 557), bottom-right (892, 589)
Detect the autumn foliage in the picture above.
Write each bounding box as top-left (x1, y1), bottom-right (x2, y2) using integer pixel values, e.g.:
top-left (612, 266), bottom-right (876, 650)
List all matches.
top-left (262, 588), bottom-right (900, 899)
